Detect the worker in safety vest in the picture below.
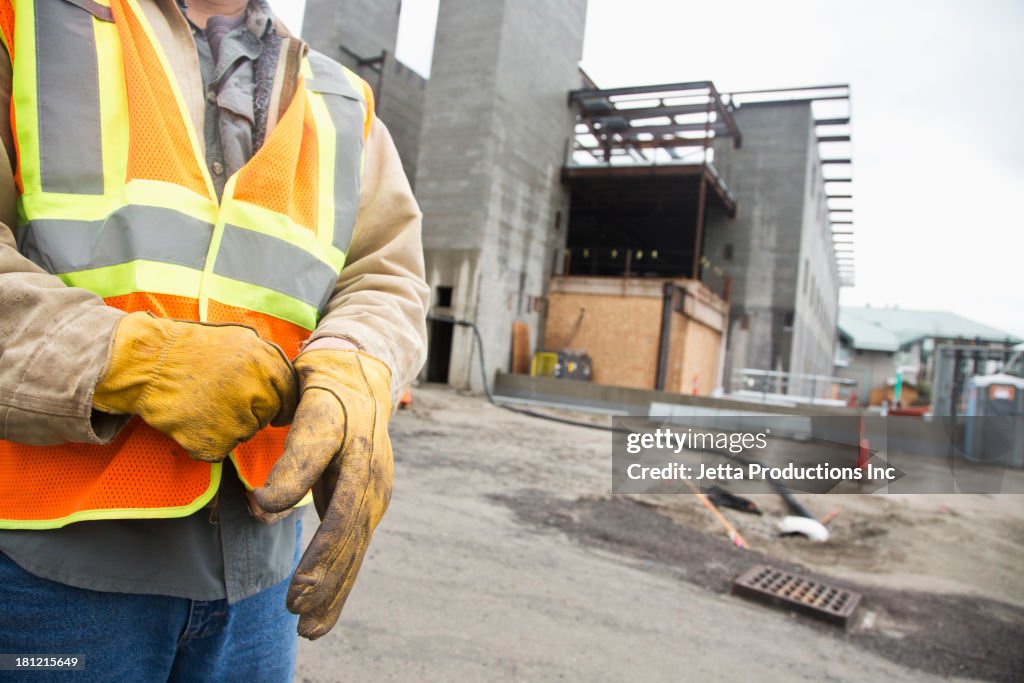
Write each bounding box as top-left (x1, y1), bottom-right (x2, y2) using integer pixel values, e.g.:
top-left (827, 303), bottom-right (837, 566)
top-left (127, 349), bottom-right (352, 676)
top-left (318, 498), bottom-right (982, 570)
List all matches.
top-left (0, 0), bottom-right (428, 678)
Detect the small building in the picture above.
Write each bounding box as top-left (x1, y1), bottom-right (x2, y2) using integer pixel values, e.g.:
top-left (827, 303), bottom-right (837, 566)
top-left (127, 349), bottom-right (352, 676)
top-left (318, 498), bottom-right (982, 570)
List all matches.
top-left (836, 306), bottom-right (1021, 406)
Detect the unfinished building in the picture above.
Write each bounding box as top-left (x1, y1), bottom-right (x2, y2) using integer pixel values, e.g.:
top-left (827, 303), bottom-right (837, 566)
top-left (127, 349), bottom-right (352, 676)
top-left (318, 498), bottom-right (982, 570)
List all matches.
top-left (303, 1), bottom-right (854, 398)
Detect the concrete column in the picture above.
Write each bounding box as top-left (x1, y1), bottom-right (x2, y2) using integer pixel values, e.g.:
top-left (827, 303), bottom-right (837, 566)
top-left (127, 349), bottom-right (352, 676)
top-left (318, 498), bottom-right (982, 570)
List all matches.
top-left (416, 0), bottom-right (588, 390)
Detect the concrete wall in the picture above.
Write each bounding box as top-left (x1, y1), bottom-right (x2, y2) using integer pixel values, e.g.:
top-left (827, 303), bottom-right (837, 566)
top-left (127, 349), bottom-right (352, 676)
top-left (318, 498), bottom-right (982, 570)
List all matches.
top-left (417, 0), bottom-right (587, 390)
top-left (704, 101), bottom-right (840, 387)
top-left (302, 0), bottom-right (401, 66)
top-left (541, 277), bottom-right (726, 394)
top-left (376, 53), bottom-right (426, 183)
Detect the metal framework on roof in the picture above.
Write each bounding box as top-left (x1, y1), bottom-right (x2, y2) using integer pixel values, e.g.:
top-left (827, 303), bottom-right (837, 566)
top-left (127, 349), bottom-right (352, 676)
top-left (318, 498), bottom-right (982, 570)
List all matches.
top-left (563, 81), bottom-right (855, 290)
top-left (564, 82), bottom-right (742, 282)
top-left (725, 84), bottom-right (855, 287)
top-left (567, 81), bottom-right (741, 210)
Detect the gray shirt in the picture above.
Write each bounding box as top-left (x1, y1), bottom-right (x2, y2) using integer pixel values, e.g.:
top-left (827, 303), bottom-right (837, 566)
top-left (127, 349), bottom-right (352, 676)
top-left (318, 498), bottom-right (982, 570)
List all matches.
top-left (0, 1), bottom-right (299, 604)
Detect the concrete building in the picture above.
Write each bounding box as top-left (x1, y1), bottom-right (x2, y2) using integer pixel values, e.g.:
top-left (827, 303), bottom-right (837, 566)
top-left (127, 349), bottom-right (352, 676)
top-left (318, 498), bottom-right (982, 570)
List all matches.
top-left (703, 91), bottom-right (852, 394)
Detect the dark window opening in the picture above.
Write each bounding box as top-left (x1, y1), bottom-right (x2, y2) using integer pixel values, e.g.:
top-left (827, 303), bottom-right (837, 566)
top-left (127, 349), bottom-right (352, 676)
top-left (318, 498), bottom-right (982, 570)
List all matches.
top-left (565, 176), bottom-right (704, 278)
top-left (436, 285), bottom-right (453, 308)
top-left (426, 318), bottom-right (453, 383)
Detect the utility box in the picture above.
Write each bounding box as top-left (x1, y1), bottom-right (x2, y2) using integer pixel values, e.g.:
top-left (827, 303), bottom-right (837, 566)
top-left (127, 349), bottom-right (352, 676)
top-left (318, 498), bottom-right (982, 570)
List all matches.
top-left (963, 374), bottom-right (1024, 468)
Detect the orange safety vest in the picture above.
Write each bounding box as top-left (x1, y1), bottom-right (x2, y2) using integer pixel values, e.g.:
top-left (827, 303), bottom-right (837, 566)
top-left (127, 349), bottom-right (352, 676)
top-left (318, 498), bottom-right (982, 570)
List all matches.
top-left (0, 0), bottom-right (374, 528)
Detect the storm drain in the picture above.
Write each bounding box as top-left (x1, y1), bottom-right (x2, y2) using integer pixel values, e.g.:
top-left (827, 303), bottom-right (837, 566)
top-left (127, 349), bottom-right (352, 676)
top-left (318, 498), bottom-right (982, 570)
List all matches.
top-left (732, 564), bottom-right (862, 627)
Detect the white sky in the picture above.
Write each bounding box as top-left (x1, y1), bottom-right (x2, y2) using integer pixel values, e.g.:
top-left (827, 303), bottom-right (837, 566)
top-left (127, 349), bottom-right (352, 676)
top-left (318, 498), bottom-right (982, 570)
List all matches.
top-left (276, 0), bottom-right (1024, 339)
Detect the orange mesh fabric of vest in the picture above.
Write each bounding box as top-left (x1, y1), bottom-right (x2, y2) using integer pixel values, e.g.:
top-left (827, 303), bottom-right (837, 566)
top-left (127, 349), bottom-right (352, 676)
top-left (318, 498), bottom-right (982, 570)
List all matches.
top-left (104, 292), bottom-right (200, 320)
top-left (0, 3), bottom-right (14, 62)
top-left (110, 0), bottom-right (212, 199)
top-left (205, 300), bottom-right (308, 360)
top-left (0, 2), bottom-right (20, 194)
top-left (359, 79), bottom-right (374, 141)
top-left (233, 82), bottom-right (318, 232)
top-left (0, 420), bottom-right (214, 523)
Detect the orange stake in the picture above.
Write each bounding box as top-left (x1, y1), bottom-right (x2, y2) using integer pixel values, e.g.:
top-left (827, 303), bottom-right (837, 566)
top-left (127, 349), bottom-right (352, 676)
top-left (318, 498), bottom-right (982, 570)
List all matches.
top-left (683, 478), bottom-right (749, 549)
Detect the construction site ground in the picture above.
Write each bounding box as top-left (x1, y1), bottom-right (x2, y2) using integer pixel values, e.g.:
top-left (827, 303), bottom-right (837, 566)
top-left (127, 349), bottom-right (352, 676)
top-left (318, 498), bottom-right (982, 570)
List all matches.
top-left (295, 386), bottom-right (1024, 682)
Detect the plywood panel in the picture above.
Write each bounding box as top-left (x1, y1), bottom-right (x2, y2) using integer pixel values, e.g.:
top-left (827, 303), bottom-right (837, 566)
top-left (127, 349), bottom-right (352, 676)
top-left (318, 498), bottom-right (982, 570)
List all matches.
top-left (681, 320), bottom-right (722, 395)
top-left (544, 292), bottom-right (662, 389)
top-left (543, 278), bottom-right (725, 393)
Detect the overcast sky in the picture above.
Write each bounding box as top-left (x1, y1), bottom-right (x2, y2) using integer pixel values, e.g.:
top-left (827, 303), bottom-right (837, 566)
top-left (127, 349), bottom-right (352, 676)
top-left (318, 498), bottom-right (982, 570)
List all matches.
top-left (273, 0), bottom-right (1024, 339)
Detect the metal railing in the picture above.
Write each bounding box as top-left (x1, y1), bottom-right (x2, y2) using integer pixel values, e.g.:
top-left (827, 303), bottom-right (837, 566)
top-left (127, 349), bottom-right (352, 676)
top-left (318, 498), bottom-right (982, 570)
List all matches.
top-left (730, 368), bottom-right (857, 405)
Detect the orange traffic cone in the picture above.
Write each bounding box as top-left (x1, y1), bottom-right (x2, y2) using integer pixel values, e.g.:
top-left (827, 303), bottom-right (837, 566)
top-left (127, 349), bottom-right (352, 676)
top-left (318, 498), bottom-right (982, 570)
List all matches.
top-left (857, 417), bottom-right (870, 470)
top-left (399, 388), bottom-right (413, 409)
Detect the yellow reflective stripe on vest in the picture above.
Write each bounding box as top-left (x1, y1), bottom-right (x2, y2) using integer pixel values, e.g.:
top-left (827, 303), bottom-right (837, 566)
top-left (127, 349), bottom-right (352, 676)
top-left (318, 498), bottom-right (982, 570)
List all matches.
top-left (305, 51), bottom-right (366, 254)
top-left (19, 180), bottom-right (219, 224)
top-left (59, 261), bottom-right (203, 301)
top-left (199, 176), bottom-right (343, 331)
top-left (95, 6), bottom-right (131, 203)
top-left (215, 225), bottom-right (339, 311)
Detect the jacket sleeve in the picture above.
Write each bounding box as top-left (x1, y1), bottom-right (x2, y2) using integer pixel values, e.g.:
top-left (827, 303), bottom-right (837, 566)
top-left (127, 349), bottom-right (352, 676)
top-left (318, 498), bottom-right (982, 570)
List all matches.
top-left (0, 50), bottom-right (128, 446)
top-left (306, 119), bottom-right (430, 400)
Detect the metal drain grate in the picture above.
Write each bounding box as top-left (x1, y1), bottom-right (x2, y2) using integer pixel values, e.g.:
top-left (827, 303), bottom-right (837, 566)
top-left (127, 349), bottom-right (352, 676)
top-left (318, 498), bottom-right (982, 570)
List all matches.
top-left (732, 564), bottom-right (862, 627)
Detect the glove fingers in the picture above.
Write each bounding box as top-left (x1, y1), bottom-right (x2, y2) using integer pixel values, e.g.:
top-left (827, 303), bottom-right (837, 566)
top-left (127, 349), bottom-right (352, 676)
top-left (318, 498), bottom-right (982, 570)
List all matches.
top-left (295, 533), bottom-right (369, 640)
top-left (253, 389), bottom-right (345, 512)
top-left (285, 434), bottom-right (380, 618)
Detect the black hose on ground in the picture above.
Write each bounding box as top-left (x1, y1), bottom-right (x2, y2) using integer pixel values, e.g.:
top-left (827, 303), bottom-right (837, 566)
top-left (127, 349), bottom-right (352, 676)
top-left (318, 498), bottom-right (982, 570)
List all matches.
top-left (426, 314), bottom-right (813, 517)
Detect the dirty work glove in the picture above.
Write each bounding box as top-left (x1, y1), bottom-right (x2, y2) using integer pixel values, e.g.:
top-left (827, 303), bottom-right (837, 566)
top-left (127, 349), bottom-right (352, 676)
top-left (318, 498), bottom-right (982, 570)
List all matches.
top-left (93, 312), bottom-right (298, 462)
top-left (254, 349), bottom-right (393, 640)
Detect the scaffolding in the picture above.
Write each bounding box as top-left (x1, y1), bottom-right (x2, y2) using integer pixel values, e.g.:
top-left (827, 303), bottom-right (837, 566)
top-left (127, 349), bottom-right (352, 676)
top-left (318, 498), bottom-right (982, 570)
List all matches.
top-left (564, 82), bottom-right (741, 283)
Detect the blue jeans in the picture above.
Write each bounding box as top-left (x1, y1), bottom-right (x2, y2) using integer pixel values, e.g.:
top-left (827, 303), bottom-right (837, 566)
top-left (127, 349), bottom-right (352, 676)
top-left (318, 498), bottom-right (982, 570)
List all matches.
top-left (0, 532), bottom-right (300, 682)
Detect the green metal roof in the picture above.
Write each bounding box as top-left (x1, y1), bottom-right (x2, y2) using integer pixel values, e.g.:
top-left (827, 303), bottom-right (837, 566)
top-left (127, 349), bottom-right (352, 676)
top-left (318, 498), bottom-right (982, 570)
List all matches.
top-left (838, 307), bottom-right (1021, 353)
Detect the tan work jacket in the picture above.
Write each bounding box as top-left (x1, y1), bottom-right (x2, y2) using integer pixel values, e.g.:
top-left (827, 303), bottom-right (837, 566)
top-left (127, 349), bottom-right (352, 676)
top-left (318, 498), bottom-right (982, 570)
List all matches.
top-left (0, 0), bottom-right (429, 446)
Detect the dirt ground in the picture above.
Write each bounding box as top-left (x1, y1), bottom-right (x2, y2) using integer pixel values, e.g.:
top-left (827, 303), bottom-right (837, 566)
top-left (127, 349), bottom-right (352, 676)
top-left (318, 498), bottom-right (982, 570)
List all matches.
top-left (294, 386), bottom-right (1024, 682)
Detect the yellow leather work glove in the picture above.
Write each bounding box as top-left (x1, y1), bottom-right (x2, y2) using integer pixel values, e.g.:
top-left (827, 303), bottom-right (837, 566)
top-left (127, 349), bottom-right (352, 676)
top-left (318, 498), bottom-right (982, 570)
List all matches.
top-left (93, 312), bottom-right (298, 462)
top-left (253, 349), bottom-right (393, 640)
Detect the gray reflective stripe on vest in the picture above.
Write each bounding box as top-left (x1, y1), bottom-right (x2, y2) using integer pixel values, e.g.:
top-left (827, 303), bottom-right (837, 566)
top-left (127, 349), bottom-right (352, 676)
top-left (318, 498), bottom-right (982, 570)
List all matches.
top-left (213, 225), bottom-right (340, 311)
top-left (35, 0), bottom-right (105, 195)
top-left (306, 51), bottom-right (364, 253)
top-left (16, 206), bottom-right (213, 274)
